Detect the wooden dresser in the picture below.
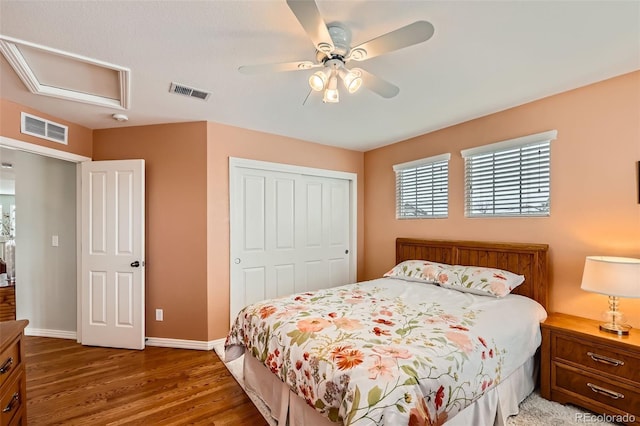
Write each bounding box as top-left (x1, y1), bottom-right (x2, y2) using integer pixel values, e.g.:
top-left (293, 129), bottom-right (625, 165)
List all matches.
top-left (0, 286), bottom-right (16, 322)
top-left (541, 313), bottom-right (640, 425)
top-left (0, 319), bottom-right (28, 426)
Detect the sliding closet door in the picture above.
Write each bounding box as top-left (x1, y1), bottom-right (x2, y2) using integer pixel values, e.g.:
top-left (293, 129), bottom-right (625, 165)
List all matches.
top-left (229, 159), bottom-right (354, 325)
top-left (297, 174), bottom-right (350, 292)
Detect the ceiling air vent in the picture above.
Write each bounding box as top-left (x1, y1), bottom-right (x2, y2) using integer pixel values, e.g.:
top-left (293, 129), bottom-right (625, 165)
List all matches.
top-left (169, 82), bottom-right (211, 101)
top-left (20, 112), bottom-right (68, 145)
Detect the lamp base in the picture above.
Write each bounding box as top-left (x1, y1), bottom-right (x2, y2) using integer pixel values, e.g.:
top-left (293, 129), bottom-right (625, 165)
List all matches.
top-left (599, 322), bottom-right (631, 336)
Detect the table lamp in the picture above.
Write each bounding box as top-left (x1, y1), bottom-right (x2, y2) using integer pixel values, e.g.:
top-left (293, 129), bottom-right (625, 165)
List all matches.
top-left (580, 256), bottom-right (640, 336)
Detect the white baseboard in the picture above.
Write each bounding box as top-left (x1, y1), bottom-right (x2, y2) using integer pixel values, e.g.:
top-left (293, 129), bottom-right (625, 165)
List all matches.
top-left (145, 337), bottom-right (217, 351)
top-left (25, 327), bottom-right (77, 340)
top-left (25, 330), bottom-right (218, 351)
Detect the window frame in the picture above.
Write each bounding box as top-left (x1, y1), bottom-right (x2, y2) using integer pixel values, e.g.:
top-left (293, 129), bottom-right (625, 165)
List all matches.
top-left (461, 130), bottom-right (557, 218)
top-left (393, 153), bottom-right (451, 219)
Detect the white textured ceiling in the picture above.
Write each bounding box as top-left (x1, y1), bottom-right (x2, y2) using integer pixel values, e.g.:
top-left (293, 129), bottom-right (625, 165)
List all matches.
top-left (1, 1), bottom-right (639, 152)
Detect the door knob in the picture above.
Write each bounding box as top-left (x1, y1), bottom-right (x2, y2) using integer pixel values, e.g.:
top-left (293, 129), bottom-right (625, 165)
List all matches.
top-left (131, 261), bottom-right (140, 268)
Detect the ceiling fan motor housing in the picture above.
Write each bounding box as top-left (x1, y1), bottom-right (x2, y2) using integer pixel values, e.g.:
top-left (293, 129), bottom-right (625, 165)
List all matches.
top-left (327, 24), bottom-right (351, 56)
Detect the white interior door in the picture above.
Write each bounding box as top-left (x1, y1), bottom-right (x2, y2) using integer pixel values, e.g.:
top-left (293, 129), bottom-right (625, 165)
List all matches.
top-left (230, 159), bottom-right (354, 324)
top-left (80, 160), bottom-right (145, 350)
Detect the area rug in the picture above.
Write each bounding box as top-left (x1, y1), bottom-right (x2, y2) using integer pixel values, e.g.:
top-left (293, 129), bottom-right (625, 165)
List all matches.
top-left (212, 339), bottom-right (615, 426)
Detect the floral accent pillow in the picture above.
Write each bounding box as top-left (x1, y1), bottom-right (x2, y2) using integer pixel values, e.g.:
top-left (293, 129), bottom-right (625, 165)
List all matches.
top-left (383, 260), bottom-right (446, 284)
top-left (436, 265), bottom-right (525, 297)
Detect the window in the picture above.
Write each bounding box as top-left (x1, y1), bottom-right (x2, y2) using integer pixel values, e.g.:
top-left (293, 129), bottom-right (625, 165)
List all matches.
top-left (462, 130), bottom-right (557, 217)
top-left (394, 153), bottom-right (450, 219)
top-left (0, 205), bottom-right (15, 238)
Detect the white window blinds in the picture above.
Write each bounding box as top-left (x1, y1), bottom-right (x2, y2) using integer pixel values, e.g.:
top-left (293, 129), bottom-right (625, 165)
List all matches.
top-left (394, 153), bottom-right (450, 219)
top-left (461, 130), bottom-right (557, 217)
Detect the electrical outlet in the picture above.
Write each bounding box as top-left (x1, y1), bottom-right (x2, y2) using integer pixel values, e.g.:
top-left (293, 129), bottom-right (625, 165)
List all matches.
top-left (52, 235), bottom-right (59, 247)
top-left (155, 309), bottom-right (163, 321)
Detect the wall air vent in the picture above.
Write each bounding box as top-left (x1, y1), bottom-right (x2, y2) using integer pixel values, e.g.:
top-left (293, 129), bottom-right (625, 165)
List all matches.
top-left (169, 82), bottom-right (211, 101)
top-left (21, 112), bottom-right (68, 145)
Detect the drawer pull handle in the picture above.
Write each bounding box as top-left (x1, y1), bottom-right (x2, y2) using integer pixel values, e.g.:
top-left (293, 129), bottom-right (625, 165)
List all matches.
top-left (0, 357), bottom-right (12, 374)
top-left (2, 392), bottom-right (19, 413)
top-left (586, 383), bottom-right (624, 400)
top-left (587, 352), bottom-right (624, 367)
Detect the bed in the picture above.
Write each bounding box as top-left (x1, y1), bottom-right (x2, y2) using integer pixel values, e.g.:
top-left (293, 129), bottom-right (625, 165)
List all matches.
top-left (225, 238), bottom-right (549, 426)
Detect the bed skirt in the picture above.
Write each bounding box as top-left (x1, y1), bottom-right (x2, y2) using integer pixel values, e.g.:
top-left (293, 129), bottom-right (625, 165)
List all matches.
top-left (243, 352), bottom-right (537, 426)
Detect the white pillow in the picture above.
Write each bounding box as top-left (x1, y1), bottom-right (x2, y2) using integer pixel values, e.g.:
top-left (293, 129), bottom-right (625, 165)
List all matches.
top-left (436, 265), bottom-right (525, 297)
top-left (383, 260), bottom-right (447, 284)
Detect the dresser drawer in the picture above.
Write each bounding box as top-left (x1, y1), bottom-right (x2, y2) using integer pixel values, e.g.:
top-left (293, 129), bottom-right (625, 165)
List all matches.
top-left (0, 337), bottom-right (20, 389)
top-left (553, 334), bottom-right (640, 383)
top-left (8, 412), bottom-right (24, 426)
top-left (554, 363), bottom-right (639, 416)
top-left (8, 414), bottom-right (24, 426)
top-left (0, 371), bottom-right (24, 426)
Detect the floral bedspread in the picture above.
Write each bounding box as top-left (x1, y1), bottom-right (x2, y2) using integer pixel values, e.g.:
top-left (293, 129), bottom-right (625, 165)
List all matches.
top-left (225, 278), bottom-right (545, 426)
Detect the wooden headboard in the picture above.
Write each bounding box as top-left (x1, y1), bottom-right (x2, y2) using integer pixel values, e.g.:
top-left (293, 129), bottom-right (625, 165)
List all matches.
top-left (396, 238), bottom-right (549, 310)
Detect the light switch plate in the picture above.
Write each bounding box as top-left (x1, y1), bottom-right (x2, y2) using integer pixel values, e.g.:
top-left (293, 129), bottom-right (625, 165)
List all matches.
top-left (52, 235), bottom-right (59, 246)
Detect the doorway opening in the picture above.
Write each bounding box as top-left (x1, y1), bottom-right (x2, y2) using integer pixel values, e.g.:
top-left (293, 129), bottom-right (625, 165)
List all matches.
top-left (0, 136), bottom-right (88, 338)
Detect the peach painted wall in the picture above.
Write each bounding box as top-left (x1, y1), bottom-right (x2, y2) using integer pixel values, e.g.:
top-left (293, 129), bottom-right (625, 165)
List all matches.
top-left (363, 71), bottom-right (640, 328)
top-left (0, 99), bottom-right (92, 157)
top-left (93, 122), bottom-right (209, 340)
top-left (206, 122), bottom-right (365, 340)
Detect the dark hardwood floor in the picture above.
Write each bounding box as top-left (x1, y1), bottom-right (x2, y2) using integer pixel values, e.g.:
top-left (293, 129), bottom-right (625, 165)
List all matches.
top-left (25, 336), bottom-right (269, 425)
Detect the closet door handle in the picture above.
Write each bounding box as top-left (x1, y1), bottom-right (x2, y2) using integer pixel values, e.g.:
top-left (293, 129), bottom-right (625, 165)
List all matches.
top-left (0, 357), bottom-right (12, 374)
top-left (131, 261), bottom-right (140, 268)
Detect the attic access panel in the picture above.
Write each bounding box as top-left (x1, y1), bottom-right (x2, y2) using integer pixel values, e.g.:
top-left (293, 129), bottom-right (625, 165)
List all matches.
top-left (0, 35), bottom-right (130, 110)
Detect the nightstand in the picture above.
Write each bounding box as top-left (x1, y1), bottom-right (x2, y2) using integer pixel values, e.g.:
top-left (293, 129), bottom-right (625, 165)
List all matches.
top-left (541, 313), bottom-right (640, 425)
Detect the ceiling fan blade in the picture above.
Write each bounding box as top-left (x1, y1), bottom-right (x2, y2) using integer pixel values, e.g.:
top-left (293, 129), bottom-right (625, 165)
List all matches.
top-left (286, 0), bottom-right (334, 53)
top-left (360, 68), bottom-right (399, 98)
top-left (238, 61), bottom-right (319, 74)
top-left (348, 21), bottom-right (434, 61)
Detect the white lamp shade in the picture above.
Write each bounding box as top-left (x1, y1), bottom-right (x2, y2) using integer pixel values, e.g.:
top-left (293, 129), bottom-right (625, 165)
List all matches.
top-left (580, 256), bottom-right (640, 298)
top-left (323, 88), bottom-right (339, 103)
top-left (341, 68), bottom-right (363, 94)
top-left (309, 68), bottom-right (330, 92)
top-left (322, 74), bottom-right (339, 103)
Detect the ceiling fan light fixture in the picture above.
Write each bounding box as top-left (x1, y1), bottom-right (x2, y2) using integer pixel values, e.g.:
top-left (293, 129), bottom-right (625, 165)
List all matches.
top-left (323, 88), bottom-right (339, 103)
top-left (341, 68), bottom-right (363, 94)
top-left (323, 74), bottom-right (339, 103)
top-left (309, 68), bottom-right (330, 91)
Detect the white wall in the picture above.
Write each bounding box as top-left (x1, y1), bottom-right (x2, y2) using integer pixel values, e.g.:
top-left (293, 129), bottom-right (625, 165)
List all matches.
top-left (15, 150), bottom-right (76, 332)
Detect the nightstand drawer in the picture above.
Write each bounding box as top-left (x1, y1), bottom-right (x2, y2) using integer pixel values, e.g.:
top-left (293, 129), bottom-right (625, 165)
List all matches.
top-left (0, 372), bottom-right (24, 426)
top-left (554, 335), bottom-right (640, 383)
top-left (0, 337), bottom-right (20, 389)
top-left (554, 364), bottom-right (639, 416)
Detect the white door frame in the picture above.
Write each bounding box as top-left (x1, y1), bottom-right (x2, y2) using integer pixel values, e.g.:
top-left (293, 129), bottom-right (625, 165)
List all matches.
top-left (229, 157), bottom-right (358, 315)
top-left (0, 136), bottom-right (90, 341)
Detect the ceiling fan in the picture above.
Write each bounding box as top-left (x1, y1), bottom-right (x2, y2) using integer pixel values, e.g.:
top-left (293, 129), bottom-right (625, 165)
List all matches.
top-left (238, 0), bottom-right (435, 104)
